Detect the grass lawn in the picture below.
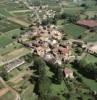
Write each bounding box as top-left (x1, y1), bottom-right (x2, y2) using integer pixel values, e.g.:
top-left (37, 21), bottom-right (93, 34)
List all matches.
top-left (82, 77), bottom-right (97, 91)
top-left (63, 23), bottom-right (86, 38)
top-left (0, 91), bottom-right (15, 100)
top-left (21, 84), bottom-right (37, 100)
top-left (51, 81), bottom-right (68, 100)
top-left (84, 54), bottom-right (97, 63)
top-left (72, 65), bottom-right (97, 92)
top-left (45, 66), bottom-right (54, 77)
top-left (84, 33), bottom-right (97, 42)
top-left (0, 29), bottom-right (20, 47)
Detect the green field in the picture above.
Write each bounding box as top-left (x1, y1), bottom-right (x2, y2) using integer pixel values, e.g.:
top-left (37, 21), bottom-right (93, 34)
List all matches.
top-left (21, 85), bottom-right (37, 100)
top-left (62, 7), bottom-right (84, 15)
top-left (28, 0), bottom-right (59, 6)
top-left (0, 19), bottom-right (21, 32)
top-left (0, 42), bottom-right (22, 56)
top-left (0, 29), bottom-right (21, 47)
top-left (63, 23), bottom-right (87, 38)
top-left (84, 54), bottom-right (97, 63)
top-left (84, 33), bottom-right (97, 42)
top-left (0, 2), bottom-right (27, 11)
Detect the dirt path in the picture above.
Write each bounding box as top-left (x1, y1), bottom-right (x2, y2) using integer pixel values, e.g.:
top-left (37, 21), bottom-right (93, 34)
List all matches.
top-left (0, 87), bottom-right (9, 97)
top-left (0, 77), bottom-right (20, 100)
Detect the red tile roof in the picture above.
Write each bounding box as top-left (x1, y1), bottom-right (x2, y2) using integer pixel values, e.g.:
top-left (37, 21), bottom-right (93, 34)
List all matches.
top-left (58, 47), bottom-right (69, 55)
top-left (64, 68), bottom-right (73, 75)
top-left (77, 20), bottom-right (97, 28)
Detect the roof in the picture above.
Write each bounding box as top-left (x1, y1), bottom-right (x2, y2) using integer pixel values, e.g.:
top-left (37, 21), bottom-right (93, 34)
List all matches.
top-left (58, 47), bottom-right (69, 55)
top-left (77, 20), bottom-right (97, 28)
top-left (64, 68), bottom-right (73, 75)
top-left (89, 45), bottom-right (97, 53)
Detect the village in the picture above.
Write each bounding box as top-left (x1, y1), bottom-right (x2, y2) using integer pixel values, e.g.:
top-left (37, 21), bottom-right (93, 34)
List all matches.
top-left (0, 0), bottom-right (97, 100)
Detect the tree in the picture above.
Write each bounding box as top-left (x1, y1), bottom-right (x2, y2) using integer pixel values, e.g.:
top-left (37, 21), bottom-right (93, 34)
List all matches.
top-left (34, 56), bottom-right (46, 76)
top-left (73, 60), bottom-right (97, 79)
top-left (75, 47), bottom-right (83, 56)
top-left (0, 67), bottom-right (9, 81)
top-left (56, 66), bottom-right (63, 84)
top-left (38, 76), bottom-right (51, 100)
top-left (24, 53), bottom-right (33, 63)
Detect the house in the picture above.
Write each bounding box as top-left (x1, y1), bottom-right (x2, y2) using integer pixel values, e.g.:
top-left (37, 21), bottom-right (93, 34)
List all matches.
top-left (64, 68), bottom-right (74, 79)
top-left (36, 46), bottom-right (45, 57)
top-left (44, 53), bottom-right (54, 62)
top-left (88, 45), bottom-right (97, 54)
top-left (77, 20), bottom-right (97, 29)
top-left (51, 30), bottom-right (62, 40)
top-left (58, 46), bottom-right (70, 56)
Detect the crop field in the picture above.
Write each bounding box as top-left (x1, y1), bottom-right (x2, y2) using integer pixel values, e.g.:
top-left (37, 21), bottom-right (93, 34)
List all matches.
top-left (13, 12), bottom-right (32, 24)
top-left (63, 24), bottom-right (87, 38)
top-left (1, 48), bottom-right (30, 64)
top-left (0, 19), bottom-right (21, 32)
top-left (0, 29), bottom-right (20, 47)
top-left (0, 2), bottom-right (27, 11)
top-left (0, 42), bottom-right (22, 56)
top-left (63, 7), bottom-right (84, 15)
top-left (0, 8), bottom-right (11, 16)
top-left (28, 0), bottom-right (59, 6)
top-left (84, 0), bottom-right (96, 6)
